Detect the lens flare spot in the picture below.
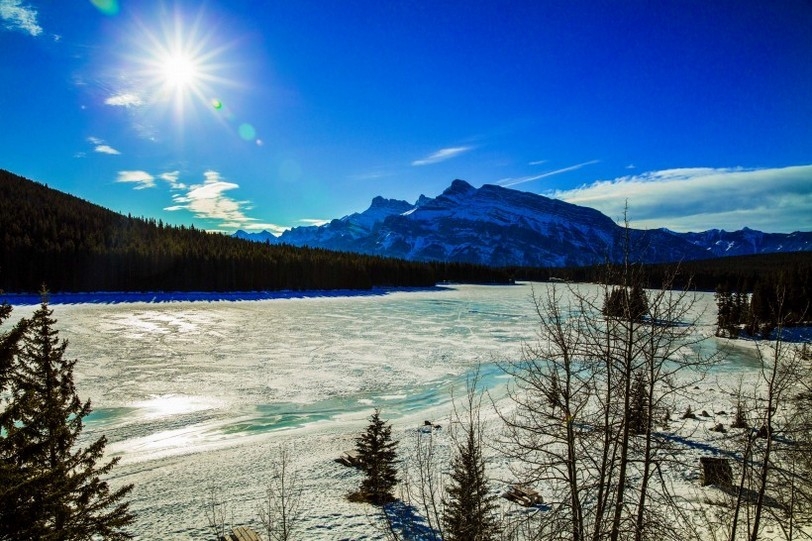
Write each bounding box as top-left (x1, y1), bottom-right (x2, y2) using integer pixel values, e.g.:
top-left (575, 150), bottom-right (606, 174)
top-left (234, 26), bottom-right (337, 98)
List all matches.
top-left (90, 0), bottom-right (120, 16)
top-left (238, 123), bottom-right (256, 140)
top-left (211, 98), bottom-right (223, 110)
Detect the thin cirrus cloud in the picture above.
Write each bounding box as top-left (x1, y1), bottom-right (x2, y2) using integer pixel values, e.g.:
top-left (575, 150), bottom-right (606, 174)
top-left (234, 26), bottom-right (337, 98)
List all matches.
top-left (497, 160), bottom-right (600, 188)
top-left (87, 136), bottom-right (121, 155)
top-left (548, 165), bottom-right (812, 233)
top-left (94, 145), bottom-right (121, 155)
top-left (412, 146), bottom-right (472, 166)
top-left (105, 93), bottom-right (144, 107)
top-left (299, 218), bottom-right (330, 227)
top-left (0, 0), bottom-right (43, 36)
top-left (165, 170), bottom-right (286, 233)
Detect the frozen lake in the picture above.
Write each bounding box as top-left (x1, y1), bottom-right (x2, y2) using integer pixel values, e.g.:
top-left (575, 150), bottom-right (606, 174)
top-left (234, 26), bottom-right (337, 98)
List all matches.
top-left (3, 283), bottom-right (756, 539)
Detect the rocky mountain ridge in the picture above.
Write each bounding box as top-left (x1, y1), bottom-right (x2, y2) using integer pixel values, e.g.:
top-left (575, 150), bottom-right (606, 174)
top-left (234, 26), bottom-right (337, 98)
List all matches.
top-left (235, 179), bottom-right (812, 267)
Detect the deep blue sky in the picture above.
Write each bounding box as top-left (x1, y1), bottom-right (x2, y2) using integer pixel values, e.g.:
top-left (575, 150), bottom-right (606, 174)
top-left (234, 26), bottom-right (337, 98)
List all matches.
top-left (2, 0), bottom-right (811, 233)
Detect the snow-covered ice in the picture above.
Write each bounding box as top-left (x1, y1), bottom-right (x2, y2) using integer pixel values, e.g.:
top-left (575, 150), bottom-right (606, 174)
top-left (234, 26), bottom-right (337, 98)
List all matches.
top-left (2, 283), bottom-right (768, 539)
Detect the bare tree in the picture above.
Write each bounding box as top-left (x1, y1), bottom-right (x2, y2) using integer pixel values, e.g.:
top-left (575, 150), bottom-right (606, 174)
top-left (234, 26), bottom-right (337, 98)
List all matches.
top-left (497, 256), bottom-right (717, 541)
top-left (442, 369), bottom-right (501, 541)
top-left (393, 367), bottom-right (501, 541)
top-left (719, 290), bottom-right (812, 541)
top-left (258, 445), bottom-right (305, 541)
top-left (204, 485), bottom-right (230, 541)
top-left (400, 426), bottom-right (445, 541)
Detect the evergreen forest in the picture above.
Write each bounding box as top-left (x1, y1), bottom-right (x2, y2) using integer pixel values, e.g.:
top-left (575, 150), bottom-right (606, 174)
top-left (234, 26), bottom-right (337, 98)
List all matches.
top-left (0, 170), bottom-right (509, 292)
top-left (2, 169), bottom-right (810, 297)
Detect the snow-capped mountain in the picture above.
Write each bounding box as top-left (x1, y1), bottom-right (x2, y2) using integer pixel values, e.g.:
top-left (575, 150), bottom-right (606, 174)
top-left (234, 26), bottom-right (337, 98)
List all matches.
top-left (235, 179), bottom-right (812, 267)
top-left (676, 227), bottom-right (812, 258)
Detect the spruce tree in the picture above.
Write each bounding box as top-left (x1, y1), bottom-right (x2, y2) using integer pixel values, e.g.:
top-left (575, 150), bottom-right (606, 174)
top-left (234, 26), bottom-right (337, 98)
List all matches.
top-left (604, 284), bottom-right (649, 321)
top-left (442, 427), bottom-right (499, 541)
top-left (0, 299), bottom-right (134, 539)
top-left (355, 409), bottom-right (399, 505)
top-left (627, 371), bottom-right (650, 435)
top-left (0, 300), bottom-right (29, 534)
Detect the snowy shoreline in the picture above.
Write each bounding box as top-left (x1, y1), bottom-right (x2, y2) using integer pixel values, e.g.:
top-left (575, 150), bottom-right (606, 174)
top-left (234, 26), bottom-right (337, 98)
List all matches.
top-left (1, 286), bottom-right (456, 306)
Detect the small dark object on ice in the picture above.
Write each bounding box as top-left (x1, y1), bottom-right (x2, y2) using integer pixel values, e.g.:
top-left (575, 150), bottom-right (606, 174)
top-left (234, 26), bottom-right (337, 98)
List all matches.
top-left (756, 424), bottom-right (772, 439)
top-left (502, 484), bottom-right (543, 507)
top-left (335, 450), bottom-right (361, 468)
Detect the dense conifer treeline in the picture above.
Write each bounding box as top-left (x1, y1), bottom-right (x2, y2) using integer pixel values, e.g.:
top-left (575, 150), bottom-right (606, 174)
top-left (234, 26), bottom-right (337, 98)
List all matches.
top-left (3, 169), bottom-right (809, 294)
top-left (0, 170), bottom-right (509, 292)
top-left (545, 252), bottom-right (812, 295)
top-left (715, 271), bottom-right (811, 338)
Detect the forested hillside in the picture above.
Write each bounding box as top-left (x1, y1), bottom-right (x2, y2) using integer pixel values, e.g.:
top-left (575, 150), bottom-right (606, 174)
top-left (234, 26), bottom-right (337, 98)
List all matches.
top-left (0, 170), bottom-right (508, 292)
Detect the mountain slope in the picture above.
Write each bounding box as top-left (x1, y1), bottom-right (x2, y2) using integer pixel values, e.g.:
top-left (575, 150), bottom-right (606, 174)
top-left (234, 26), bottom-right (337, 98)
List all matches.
top-left (1, 170), bottom-right (505, 292)
top-left (247, 179), bottom-right (811, 267)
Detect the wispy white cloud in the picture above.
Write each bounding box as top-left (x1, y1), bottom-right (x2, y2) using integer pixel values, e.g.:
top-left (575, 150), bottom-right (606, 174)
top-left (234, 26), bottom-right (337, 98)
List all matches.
top-left (412, 146), bottom-right (472, 166)
top-left (94, 144), bottom-right (121, 155)
top-left (105, 93), bottom-right (144, 107)
top-left (116, 170), bottom-right (155, 190)
top-left (350, 170), bottom-right (393, 181)
top-left (250, 223), bottom-right (288, 234)
top-left (159, 171), bottom-right (186, 190)
top-left (299, 218), bottom-right (330, 227)
top-left (166, 170), bottom-right (286, 232)
top-left (549, 165), bottom-right (812, 233)
top-left (529, 160), bottom-right (547, 166)
top-left (0, 0), bottom-right (42, 36)
top-left (497, 160), bottom-right (600, 188)
top-left (87, 136), bottom-right (120, 155)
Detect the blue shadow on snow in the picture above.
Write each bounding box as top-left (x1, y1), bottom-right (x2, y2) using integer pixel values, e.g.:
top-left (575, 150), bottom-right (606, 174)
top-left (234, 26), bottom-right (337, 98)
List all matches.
top-left (383, 501), bottom-right (442, 541)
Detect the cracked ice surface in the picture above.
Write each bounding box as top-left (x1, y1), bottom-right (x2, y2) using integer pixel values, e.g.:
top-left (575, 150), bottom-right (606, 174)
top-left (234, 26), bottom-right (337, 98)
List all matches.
top-left (3, 283), bottom-right (731, 539)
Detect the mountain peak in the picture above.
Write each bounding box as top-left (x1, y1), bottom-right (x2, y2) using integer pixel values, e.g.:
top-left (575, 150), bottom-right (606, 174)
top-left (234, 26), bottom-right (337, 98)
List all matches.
top-left (415, 194), bottom-right (432, 207)
top-left (365, 195), bottom-right (413, 215)
top-left (268, 178), bottom-right (812, 267)
top-left (446, 179), bottom-right (475, 194)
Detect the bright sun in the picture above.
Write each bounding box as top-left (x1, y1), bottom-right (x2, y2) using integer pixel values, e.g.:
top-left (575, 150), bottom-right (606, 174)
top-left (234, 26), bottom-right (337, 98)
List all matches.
top-left (127, 10), bottom-right (227, 115)
top-left (160, 52), bottom-right (200, 89)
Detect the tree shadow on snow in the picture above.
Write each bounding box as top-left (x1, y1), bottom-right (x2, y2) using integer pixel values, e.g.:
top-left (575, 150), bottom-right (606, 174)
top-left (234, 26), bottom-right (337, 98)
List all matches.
top-left (383, 501), bottom-right (442, 541)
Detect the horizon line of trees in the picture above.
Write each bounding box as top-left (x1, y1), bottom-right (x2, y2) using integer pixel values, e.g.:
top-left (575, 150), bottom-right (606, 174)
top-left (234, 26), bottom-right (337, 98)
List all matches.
top-left (4, 169), bottom-right (811, 295)
top-left (715, 269), bottom-right (810, 338)
top-left (0, 169), bottom-right (510, 293)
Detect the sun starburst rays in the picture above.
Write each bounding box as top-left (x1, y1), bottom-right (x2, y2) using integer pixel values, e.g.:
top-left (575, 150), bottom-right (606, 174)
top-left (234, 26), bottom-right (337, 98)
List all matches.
top-left (125, 8), bottom-right (234, 127)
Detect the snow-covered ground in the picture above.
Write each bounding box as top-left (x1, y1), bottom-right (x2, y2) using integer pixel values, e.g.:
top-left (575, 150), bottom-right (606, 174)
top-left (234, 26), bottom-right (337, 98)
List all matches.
top-left (2, 283), bottom-right (778, 539)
